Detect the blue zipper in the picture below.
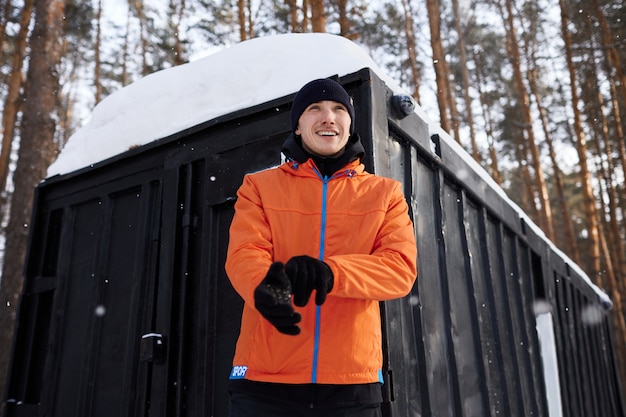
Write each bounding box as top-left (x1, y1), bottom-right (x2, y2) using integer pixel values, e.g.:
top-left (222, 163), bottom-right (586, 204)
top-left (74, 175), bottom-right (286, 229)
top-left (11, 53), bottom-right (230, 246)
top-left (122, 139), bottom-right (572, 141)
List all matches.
top-left (310, 167), bottom-right (355, 383)
top-left (314, 169), bottom-right (353, 252)
top-left (311, 172), bottom-right (329, 383)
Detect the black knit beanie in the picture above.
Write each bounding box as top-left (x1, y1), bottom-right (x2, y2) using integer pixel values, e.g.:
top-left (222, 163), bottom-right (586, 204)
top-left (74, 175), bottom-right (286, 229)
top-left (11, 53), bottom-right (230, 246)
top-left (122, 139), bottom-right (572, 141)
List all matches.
top-left (291, 78), bottom-right (355, 134)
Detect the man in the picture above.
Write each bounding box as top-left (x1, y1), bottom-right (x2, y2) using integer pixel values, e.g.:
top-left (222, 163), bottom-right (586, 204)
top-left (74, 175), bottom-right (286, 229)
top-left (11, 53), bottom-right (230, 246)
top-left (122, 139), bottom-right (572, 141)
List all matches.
top-left (225, 78), bottom-right (417, 416)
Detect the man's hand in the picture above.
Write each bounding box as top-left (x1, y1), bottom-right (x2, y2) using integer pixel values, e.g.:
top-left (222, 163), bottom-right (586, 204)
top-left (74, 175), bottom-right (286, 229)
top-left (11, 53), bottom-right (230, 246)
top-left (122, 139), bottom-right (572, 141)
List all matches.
top-left (285, 255), bottom-right (334, 307)
top-left (254, 262), bottom-right (301, 335)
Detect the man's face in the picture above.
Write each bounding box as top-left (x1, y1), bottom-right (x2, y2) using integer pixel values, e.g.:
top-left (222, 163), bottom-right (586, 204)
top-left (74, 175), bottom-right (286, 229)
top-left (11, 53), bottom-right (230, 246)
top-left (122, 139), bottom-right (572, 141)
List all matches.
top-left (295, 100), bottom-right (352, 157)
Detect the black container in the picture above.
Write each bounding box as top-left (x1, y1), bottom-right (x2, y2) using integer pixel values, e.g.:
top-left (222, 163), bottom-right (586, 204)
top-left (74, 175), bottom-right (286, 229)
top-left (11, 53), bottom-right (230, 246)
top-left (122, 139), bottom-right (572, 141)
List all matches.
top-left (3, 68), bottom-right (624, 417)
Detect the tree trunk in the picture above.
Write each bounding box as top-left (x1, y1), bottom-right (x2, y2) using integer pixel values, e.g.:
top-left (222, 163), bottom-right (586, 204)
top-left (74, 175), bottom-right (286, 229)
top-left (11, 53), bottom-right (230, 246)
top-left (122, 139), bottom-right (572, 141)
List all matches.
top-left (517, 139), bottom-right (540, 223)
top-left (473, 50), bottom-right (501, 184)
top-left (336, 0), bottom-right (352, 39)
top-left (302, 0), bottom-right (309, 32)
top-left (0, 0), bottom-right (66, 399)
top-left (0, 0), bottom-right (12, 54)
top-left (134, 0), bottom-right (149, 75)
top-left (400, 0), bottom-right (420, 103)
top-left (0, 0), bottom-right (33, 200)
top-left (238, 0), bottom-right (246, 41)
top-left (444, 58), bottom-right (461, 144)
top-left (588, 122), bottom-right (621, 288)
top-left (425, 0), bottom-right (450, 133)
top-left (246, 0), bottom-right (254, 39)
top-left (236, 0), bottom-right (254, 41)
top-left (587, 1), bottom-right (626, 271)
top-left (590, 0), bottom-right (626, 104)
top-left (310, 0), bottom-right (325, 32)
top-left (95, 0), bottom-right (102, 103)
top-left (451, 0), bottom-right (478, 161)
top-left (122, 2), bottom-right (131, 86)
top-left (607, 73), bottom-right (626, 280)
top-left (525, 43), bottom-right (579, 262)
top-left (170, 0), bottom-right (186, 65)
top-left (559, 0), bottom-right (604, 289)
top-left (499, 0), bottom-right (554, 241)
top-left (586, 54), bottom-right (625, 288)
top-left (285, 0), bottom-right (298, 32)
top-left (536, 95), bottom-right (580, 264)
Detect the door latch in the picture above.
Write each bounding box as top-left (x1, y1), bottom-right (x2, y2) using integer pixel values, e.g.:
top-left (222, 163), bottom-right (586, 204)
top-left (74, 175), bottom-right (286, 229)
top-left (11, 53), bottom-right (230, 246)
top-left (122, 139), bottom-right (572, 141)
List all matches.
top-left (140, 333), bottom-right (166, 363)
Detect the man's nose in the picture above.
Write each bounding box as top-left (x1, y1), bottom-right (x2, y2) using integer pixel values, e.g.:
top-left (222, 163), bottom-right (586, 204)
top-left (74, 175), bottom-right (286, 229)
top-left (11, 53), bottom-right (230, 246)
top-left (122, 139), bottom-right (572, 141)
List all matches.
top-left (320, 108), bottom-right (335, 123)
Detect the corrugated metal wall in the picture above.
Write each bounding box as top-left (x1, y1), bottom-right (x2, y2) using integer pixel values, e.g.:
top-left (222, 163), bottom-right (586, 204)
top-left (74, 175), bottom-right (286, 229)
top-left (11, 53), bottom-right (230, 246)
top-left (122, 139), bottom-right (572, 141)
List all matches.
top-left (3, 68), bottom-right (624, 417)
top-left (366, 71), bottom-right (624, 417)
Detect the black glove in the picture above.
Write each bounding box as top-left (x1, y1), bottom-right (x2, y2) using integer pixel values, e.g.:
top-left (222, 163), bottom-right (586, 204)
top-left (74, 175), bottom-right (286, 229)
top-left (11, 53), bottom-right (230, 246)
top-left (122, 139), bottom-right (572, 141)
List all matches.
top-left (254, 262), bottom-right (301, 335)
top-left (285, 255), bottom-right (334, 307)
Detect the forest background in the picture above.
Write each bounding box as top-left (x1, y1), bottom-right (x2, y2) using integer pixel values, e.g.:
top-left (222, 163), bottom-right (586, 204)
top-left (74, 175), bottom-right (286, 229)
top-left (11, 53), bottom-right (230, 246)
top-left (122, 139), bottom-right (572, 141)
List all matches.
top-left (0, 0), bottom-right (624, 402)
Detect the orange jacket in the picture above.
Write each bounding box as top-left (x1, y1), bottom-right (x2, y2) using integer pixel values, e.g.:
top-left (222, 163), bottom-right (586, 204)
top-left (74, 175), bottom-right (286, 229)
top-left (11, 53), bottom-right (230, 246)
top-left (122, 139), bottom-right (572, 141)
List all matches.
top-left (225, 157), bottom-right (417, 385)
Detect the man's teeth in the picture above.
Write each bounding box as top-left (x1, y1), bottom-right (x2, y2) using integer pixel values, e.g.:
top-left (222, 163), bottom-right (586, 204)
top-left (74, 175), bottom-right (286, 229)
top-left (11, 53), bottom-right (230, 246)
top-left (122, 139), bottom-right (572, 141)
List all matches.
top-left (318, 131), bottom-right (336, 136)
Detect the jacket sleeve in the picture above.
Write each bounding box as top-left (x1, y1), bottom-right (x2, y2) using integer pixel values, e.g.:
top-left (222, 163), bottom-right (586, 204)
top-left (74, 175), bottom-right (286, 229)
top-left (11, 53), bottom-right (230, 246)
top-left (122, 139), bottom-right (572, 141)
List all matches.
top-left (225, 174), bottom-right (273, 304)
top-left (325, 181), bottom-right (418, 301)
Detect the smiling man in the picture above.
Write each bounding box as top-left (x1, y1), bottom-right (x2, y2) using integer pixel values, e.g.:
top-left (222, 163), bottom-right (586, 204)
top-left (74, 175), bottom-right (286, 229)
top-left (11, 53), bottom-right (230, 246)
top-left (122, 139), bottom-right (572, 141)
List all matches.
top-left (293, 81), bottom-right (353, 158)
top-left (284, 78), bottom-right (358, 178)
top-left (225, 78), bottom-right (418, 417)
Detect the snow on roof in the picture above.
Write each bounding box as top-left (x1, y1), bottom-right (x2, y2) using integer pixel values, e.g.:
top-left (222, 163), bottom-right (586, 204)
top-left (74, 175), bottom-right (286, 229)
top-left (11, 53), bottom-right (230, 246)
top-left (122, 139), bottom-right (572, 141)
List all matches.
top-left (47, 33), bottom-right (404, 177)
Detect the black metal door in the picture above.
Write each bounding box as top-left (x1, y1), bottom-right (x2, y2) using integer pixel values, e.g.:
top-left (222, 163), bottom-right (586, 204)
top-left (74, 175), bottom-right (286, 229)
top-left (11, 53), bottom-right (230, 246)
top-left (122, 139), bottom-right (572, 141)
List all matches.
top-left (4, 170), bottom-right (165, 417)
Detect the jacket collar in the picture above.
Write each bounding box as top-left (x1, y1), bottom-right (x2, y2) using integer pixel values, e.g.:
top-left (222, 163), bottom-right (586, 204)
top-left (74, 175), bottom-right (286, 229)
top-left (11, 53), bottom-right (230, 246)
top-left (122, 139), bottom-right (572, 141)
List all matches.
top-left (281, 158), bottom-right (364, 179)
top-left (281, 132), bottom-right (365, 178)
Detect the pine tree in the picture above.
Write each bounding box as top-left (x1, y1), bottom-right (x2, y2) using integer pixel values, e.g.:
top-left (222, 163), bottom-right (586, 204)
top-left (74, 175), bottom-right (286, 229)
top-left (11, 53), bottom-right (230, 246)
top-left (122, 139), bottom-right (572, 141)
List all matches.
top-left (0, 0), bottom-right (32, 207)
top-left (451, 0), bottom-right (478, 160)
top-left (425, 0), bottom-right (451, 133)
